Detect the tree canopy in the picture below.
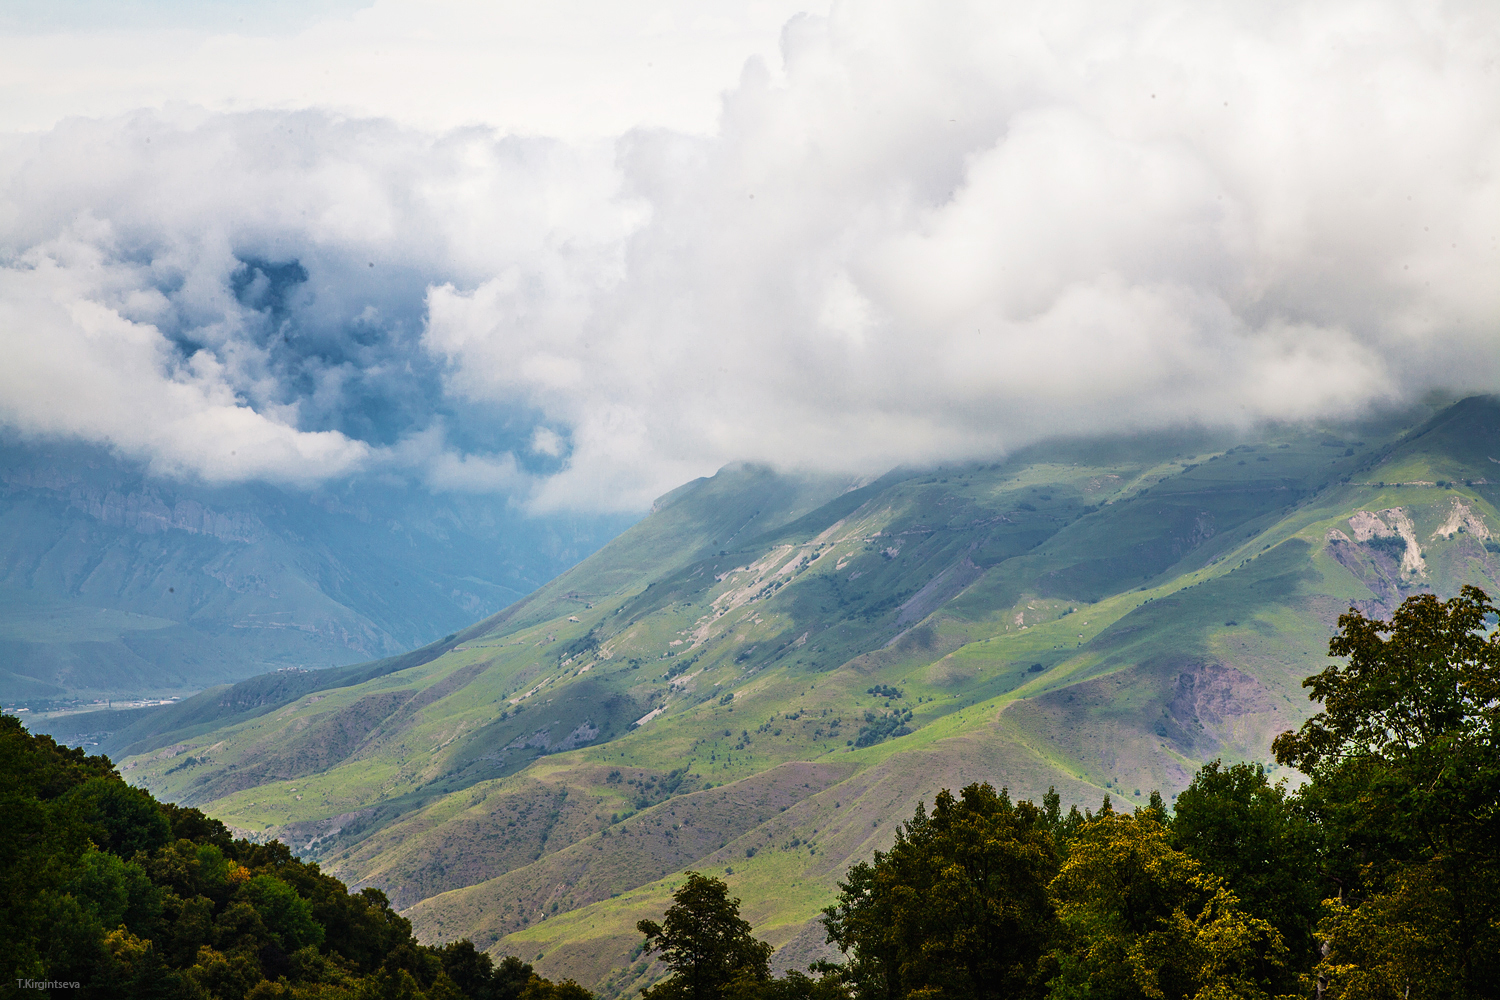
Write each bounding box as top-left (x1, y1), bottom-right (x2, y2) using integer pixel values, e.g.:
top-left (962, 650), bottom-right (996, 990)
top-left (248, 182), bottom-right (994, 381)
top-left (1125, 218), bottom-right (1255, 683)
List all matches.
top-left (0, 711), bottom-right (591, 1000)
top-left (1169, 760), bottom-right (1321, 968)
top-left (1274, 586), bottom-right (1500, 997)
top-left (1048, 808), bottom-right (1288, 1000)
top-left (639, 872), bottom-right (774, 1000)
top-left (821, 783), bottom-right (1057, 1000)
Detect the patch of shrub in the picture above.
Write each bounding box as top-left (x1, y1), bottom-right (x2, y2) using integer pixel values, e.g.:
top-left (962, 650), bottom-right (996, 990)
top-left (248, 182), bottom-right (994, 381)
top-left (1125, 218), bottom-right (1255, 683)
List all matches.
top-left (1366, 534), bottom-right (1408, 559)
top-left (854, 709), bottom-right (914, 748)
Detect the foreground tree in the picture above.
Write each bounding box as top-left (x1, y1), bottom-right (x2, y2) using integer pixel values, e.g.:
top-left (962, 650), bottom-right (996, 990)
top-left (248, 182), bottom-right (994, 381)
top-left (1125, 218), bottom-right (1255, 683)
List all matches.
top-left (639, 872), bottom-right (774, 1000)
top-left (822, 783), bottom-right (1059, 1000)
top-left (1169, 761), bottom-right (1322, 972)
top-left (1273, 586), bottom-right (1500, 998)
top-left (434, 943), bottom-right (540, 1000)
top-left (1046, 808), bottom-right (1290, 1000)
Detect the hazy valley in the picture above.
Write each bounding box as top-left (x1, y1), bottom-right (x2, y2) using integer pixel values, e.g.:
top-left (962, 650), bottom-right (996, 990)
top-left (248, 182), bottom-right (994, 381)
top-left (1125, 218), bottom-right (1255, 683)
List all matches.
top-left (0, 437), bottom-right (632, 709)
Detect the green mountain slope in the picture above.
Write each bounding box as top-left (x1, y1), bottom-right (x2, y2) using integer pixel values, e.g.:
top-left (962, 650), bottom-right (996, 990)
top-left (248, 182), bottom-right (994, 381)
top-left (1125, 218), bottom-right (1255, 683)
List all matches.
top-left (62, 397), bottom-right (1500, 998)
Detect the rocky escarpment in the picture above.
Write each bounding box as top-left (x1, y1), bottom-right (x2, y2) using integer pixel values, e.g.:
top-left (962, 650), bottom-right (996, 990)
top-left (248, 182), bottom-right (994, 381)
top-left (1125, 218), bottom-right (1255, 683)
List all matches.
top-left (2, 467), bottom-right (266, 543)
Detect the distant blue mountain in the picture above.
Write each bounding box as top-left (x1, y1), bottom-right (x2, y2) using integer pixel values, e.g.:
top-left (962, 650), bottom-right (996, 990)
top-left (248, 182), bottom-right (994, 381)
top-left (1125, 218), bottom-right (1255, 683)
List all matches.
top-left (0, 438), bottom-right (636, 704)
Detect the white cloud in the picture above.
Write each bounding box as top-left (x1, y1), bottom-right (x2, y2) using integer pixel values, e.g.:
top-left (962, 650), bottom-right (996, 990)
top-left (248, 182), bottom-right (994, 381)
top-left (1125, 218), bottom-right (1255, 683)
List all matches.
top-left (0, 110), bottom-right (639, 490)
top-left (530, 427), bottom-right (565, 458)
top-left (1, 0), bottom-right (1497, 510)
top-left (0, 246), bottom-right (372, 484)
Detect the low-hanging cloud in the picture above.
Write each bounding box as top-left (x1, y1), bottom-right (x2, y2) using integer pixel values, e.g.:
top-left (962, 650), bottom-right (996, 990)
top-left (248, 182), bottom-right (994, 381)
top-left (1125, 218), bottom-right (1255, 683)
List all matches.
top-left (2, 0), bottom-right (1497, 509)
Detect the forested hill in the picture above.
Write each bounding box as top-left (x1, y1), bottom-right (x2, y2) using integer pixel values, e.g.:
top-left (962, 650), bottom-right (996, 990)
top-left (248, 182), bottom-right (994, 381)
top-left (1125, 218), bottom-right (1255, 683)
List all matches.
top-left (0, 710), bottom-right (588, 998)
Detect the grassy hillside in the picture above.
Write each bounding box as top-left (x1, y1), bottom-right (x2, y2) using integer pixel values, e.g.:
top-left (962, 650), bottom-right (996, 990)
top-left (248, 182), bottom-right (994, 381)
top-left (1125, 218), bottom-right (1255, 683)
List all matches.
top-left (72, 397), bottom-right (1500, 998)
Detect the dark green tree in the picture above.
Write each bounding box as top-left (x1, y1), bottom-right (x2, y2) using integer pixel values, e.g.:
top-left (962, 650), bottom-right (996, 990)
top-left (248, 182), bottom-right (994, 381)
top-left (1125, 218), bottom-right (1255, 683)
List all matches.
top-left (821, 783), bottom-right (1058, 1000)
top-left (436, 941), bottom-right (539, 1000)
top-left (638, 872), bottom-right (773, 1000)
top-left (723, 969), bottom-right (849, 1000)
top-left (0, 709), bottom-right (550, 999)
top-left (1169, 760), bottom-right (1321, 972)
top-left (0, 714), bottom-right (118, 978)
top-left (1273, 586), bottom-right (1500, 998)
top-left (521, 974), bottom-right (596, 1000)
top-left (61, 775), bottom-right (171, 858)
top-left (492, 955), bottom-right (542, 1000)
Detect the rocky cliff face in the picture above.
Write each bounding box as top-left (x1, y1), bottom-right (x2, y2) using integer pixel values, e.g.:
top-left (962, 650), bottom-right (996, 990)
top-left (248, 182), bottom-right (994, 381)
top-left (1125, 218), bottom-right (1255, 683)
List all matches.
top-left (4, 464), bottom-right (267, 542)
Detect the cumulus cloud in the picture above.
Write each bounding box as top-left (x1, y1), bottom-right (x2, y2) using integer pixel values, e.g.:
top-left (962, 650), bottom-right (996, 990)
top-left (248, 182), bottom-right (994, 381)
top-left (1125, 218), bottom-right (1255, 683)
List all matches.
top-left (0, 248), bottom-right (372, 485)
top-left (2, 0), bottom-right (1497, 509)
top-left (0, 110), bottom-right (635, 488)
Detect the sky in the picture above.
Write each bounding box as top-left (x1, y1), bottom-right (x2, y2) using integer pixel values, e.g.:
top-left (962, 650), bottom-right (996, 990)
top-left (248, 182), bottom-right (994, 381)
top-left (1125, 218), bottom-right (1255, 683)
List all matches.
top-left (0, 0), bottom-right (1496, 511)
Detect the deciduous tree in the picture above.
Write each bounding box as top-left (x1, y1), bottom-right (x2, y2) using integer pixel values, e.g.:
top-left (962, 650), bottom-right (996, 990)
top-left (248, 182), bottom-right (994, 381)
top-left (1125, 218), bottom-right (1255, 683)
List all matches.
top-left (639, 872), bottom-right (773, 1000)
top-left (822, 783), bottom-right (1058, 1000)
top-left (1170, 761), bottom-right (1321, 971)
top-left (1273, 586), bottom-right (1500, 998)
top-left (1046, 810), bottom-right (1288, 1000)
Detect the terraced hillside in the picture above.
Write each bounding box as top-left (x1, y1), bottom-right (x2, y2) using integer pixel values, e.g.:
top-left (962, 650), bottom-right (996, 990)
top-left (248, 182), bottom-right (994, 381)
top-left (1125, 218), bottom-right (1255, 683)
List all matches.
top-left (50, 396), bottom-right (1500, 998)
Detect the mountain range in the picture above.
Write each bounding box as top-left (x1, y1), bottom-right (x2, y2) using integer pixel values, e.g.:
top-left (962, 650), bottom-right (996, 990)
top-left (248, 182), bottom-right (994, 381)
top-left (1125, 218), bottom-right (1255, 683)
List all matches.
top-left (27, 394), bottom-right (1500, 998)
top-left (0, 436), bottom-right (631, 706)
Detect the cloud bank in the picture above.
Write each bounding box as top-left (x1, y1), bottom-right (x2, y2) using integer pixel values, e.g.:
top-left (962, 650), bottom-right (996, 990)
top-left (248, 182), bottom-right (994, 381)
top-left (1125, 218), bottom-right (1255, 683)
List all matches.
top-left (2, 0), bottom-right (1497, 509)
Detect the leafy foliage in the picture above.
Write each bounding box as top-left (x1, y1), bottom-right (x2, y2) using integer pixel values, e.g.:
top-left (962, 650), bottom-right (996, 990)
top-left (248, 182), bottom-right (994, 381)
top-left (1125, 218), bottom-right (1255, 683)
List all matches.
top-left (1274, 586), bottom-right (1500, 998)
top-left (0, 712), bottom-right (589, 1000)
top-left (1169, 761), bottom-right (1321, 969)
top-left (823, 783), bottom-right (1058, 1000)
top-left (812, 589), bottom-right (1500, 1000)
top-left (820, 786), bottom-right (1288, 1000)
top-left (638, 874), bottom-right (846, 1000)
top-left (638, 872), bottom-right (774, 1000)
top-left (851, 710), bottom-right (912, 748)
top-left (1274, 586), bottom-right (1500, 773)
top-left (1047, 809), bottom-right (1288, 1000)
